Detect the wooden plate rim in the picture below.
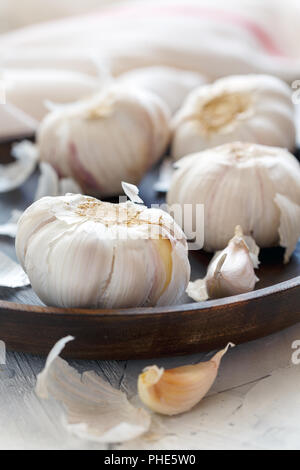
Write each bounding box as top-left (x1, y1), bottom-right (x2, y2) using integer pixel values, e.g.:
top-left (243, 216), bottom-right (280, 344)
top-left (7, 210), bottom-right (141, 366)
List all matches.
top-left (1, 274), bottom-right (300, 317)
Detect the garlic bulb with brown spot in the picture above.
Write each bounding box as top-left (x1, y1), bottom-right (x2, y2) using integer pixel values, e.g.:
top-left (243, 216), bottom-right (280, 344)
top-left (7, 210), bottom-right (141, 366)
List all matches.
top-left (138, 343), bottom-right (234, 416)
top-left (16, 191), bottom-right (190, 309)
top-left (36, 86), bottom-right (170, 196)
top-left (167, 142), bottom-right (300, 262)
top-left (119, 66), bottom-right (207, 115)
top-left (187, 226), bottom-right (259, 302)
top-left (172, 75), bottom-right (295, 160)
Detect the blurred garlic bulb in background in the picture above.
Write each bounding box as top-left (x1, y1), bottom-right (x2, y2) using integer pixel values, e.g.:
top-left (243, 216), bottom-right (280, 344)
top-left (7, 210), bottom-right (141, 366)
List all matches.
top-left (172, 75), bottom-right (295, 160)
top-left (187, 226), bottom-right (260, 302)
top-left (36, 86), bottom-right (170, 196)
top-left (16, 191), bottom-right (190, 309)
top-left (2, 68), bottom-right (103, 121)
top-left (167, 142), bottom-right (300, 262)
top-left (119, 66), bottom-right (207, 115)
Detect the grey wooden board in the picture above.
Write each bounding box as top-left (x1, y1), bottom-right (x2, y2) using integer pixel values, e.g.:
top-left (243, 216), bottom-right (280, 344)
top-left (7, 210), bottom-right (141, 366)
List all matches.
top-left (1, 321), bottom-right (300, 450)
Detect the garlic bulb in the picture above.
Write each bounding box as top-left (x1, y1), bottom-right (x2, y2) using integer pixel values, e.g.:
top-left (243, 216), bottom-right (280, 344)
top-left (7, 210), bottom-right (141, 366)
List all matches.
top-left (187, 226), bottom-right (259, 302)
top-left (3, 68), bottom-right (102, 121)
top-left (36, 86), bottom-right (170, 196)
top-left (15, 191), bottom-right (190, 309)
top-left (138, 343), bottom-right (234, 416)
top-left (172, 75), bottom-right (295, 160)
top-left (167, 142), bottom-right (300, 261)
top-left (119, 66), bottom-right (207, 115)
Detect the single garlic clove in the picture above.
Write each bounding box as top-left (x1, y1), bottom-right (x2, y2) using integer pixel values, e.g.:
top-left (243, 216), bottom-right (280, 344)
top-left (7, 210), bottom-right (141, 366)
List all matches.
top-left (138, 343), bottom-right (234, 416)
top-left (187, 226), bottom-right (259, 302)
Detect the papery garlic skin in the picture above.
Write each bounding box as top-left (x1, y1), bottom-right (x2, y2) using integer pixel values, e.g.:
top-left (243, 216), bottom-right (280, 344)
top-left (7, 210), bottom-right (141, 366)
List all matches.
top-left (167, 142), bottom-right (300, 260)
top-left (187, 227), bottom-right (259, 302)
top-left (16, 194), bottom-right (190, 309)
top-left (172, 75), bottom-right (295, 160)
top-left (3, 68), bottom-right (102, 121)
top-left (37, 86), bottom-right (170, 197)
top-left (119, 66), bottom-right (207, 115)
top-left (138, 343), bottom-right (234, 416)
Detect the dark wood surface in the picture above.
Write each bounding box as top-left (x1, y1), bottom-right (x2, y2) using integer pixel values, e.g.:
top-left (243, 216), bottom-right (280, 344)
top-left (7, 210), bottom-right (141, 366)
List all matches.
top-left (1, 137), bottom-right (300, 359)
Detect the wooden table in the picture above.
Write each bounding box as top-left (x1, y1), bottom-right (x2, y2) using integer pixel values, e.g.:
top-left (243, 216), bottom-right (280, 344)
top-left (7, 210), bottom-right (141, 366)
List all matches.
top-left (1, 165), bottom-right (300, 450)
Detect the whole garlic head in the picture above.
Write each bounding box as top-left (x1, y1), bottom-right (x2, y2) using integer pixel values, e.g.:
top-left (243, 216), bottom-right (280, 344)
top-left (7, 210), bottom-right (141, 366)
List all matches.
top-left (119, 66), bottom-right (207, 115)
top-left (37, 86), bottom-right (170, 196)
top-left (167, 142), bottom-right (300, 261)
top-left (172, 75), bottom-right (295, 160)
top-left (16, 193), bottom-right (190, 309)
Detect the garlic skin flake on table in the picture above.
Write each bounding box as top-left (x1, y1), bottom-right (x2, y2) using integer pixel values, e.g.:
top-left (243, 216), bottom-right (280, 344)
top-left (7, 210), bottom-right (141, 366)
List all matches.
top-left (171, 74), bottom-right (295, 160)
top-left (15, 191), bottom-right (190, 309)
top-left (119, 66), bottom-right (207, 115)
top-left (35, 86), bottom-right (170, 197)
top-left (138, 343), bottom-right (234, 416)
top-left (187, 226), bottom-right (260, 302)
top-left (36, 336), bottom-right (151, 444)
top-left (0, 140), bottom-right (38, 193)
top-left (0, 250), bottom-right (30, 288)
top-left (167, 142), bottom-right (300, 261)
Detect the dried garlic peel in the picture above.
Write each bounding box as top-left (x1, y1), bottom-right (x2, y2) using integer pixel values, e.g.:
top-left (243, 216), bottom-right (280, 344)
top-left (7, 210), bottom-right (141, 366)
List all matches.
top-left (34, 162), bottom-right (82, 201)
top-left (0, 250), bottom-right (30, 288)
top-left (0, 210), bottom-right (22, 238)
top-left (36, 337), bottom-right (151, 444)
top-left (138, 343), bottom-right (234, 416)
top-left (0, 140), bottom-right (38, 193)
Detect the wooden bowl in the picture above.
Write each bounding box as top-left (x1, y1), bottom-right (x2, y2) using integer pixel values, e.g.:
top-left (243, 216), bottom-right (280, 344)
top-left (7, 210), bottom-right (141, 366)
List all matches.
top-left (0, 137), bottom-right (300, 359)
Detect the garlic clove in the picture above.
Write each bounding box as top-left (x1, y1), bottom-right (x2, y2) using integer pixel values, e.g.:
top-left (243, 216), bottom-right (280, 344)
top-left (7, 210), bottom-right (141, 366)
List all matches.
top-left (187, 226), bottom-right (259, 302)
top-left (138, 343), bottom-right (234, 416)
top-left (36, 336), bottom-right (151, 444)
top-left (275, 193), bottom-right (300, 264)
